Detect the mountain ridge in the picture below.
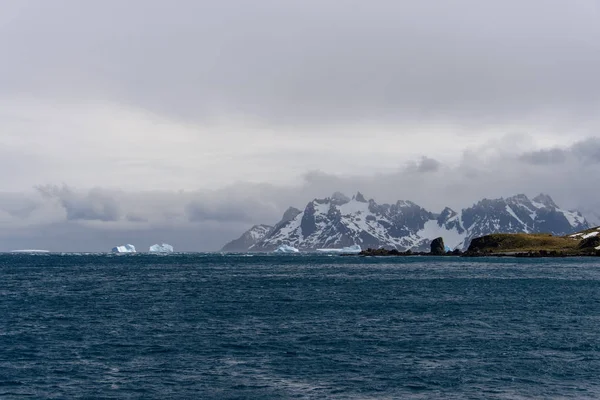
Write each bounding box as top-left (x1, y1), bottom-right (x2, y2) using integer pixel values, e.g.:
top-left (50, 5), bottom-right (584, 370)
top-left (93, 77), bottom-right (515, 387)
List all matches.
top-left (221, 192), bottom-right (589, 252)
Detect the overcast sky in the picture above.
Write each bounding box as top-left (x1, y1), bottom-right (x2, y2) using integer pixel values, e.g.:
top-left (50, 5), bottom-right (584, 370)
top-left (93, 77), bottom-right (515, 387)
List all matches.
top-left (1, 0), bottom-right (599, 251)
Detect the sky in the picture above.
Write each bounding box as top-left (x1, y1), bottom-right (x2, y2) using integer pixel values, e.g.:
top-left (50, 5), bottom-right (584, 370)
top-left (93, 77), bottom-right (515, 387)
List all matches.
top-left (1, 0), bottom-right (599, 251)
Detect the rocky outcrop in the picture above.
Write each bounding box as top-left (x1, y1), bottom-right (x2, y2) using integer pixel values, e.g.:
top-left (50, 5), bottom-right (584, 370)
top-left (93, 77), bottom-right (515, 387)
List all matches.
top-left (430, 237), bottom-right (446, 255)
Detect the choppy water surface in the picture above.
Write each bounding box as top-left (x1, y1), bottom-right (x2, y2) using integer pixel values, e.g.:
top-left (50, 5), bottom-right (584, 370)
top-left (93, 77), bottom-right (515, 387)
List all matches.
top-left (1, 253), bottom-right (600, 399)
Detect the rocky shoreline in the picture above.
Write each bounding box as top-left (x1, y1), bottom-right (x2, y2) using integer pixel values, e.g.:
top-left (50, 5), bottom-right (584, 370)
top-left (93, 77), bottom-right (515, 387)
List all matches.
top-left (357, 232), bottom-right (600, 258)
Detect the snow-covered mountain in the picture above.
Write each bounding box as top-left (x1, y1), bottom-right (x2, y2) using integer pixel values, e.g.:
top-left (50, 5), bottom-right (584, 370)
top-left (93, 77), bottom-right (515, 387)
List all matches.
top-left (220, 224), bottom-right (273, 252)
top-left (220, 206), bottom-right (302, 252)
top-left (221, 192), bottom-right (590, 252)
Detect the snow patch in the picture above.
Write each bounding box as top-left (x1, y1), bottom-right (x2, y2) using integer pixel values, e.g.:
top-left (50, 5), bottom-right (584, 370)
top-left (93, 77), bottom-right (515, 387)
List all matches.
top-left (562, 210), bottom-right (585, 228)
top-left (505, 205), bottom-right (530, 233)
top-left (416, 220), bottom-right (467, 250)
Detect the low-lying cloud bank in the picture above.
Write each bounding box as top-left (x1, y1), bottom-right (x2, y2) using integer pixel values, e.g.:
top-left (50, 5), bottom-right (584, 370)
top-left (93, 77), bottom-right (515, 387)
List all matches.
top-left (1, 137), bottom-right (599, 252)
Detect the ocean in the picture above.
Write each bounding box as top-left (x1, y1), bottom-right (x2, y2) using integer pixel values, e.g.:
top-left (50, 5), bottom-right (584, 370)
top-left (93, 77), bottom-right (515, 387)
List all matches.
top-left (1, 253), bottom-right (599, 399)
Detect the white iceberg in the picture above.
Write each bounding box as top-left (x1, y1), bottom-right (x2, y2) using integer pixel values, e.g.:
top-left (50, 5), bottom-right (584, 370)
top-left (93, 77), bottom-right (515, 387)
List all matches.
top-left (11, 249), bottom-right (50, 253)
top-left (149, 243), bottom-right (174, 253)
top-left (274, 245), bottom-right (300, 253)
top-left (111, 244), bottom-right (136, 253)
top-left (316, 244), bottom-right (362, 254)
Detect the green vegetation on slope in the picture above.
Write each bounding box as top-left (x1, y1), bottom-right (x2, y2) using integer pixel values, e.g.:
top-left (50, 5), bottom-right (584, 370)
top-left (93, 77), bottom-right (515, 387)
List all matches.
top-left (466, 230), bottom-right (600, 256)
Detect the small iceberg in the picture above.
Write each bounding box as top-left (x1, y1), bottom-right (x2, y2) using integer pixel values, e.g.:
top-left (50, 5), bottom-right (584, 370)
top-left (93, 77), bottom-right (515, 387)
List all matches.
top-left (316, 244), bottom-right (362, 254)
top-left (274, 245), bottom-right (300, 253)
top-left (111, 244), bottom-right (136, 253)
top-left (10, 249), bottom-right (50, 253)
top-left (149, 243), bottom-right (174, 253)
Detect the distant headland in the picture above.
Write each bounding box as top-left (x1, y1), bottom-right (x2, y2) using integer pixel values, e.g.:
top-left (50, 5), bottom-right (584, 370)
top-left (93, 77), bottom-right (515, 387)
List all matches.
top-left (359, 227), bottom-right (600, 258)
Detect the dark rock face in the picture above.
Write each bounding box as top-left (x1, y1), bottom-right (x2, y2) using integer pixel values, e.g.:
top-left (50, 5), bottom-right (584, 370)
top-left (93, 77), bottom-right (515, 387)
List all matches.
top-left (354, 192), bottom-right (367, 203)
top-left (331, 192), bottom-right (351, 205)
top-left (430, 237), bottom-right (446, 255)
top-left (301, 202), bottom-right (318, 238)
top-left (465, 235), bottom-right (502, 255)
top-left (578, 236), bottom-right (600, 249)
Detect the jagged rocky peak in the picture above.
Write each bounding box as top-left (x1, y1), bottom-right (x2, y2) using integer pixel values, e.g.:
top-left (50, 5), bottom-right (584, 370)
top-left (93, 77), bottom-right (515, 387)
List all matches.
top-left (506, 193), bottom-right (534, 206)
top-left (396, 199), bottom-right (418, 208)
top-left (331, 192), bottom-right (351, 205)
top-left (353, 192), bottom-right (368, 203)
top-left (279, 207), bottom-right (301, 225)
top-left (221, 192), bottom-right (590, 252)
top-left (437, 207), bottom-right (458, 224)
top-left (532, 193), bottom-right (558, 209)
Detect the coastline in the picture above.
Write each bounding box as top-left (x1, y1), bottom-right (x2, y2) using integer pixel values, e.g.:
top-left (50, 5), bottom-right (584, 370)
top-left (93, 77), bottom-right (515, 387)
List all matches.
top-left (357, 230), bottom-right (600, 258)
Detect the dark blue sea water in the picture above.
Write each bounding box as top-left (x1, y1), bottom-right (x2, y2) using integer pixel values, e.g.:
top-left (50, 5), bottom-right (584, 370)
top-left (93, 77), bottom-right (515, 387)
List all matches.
top-left (1, 254), bottom-right (600, 399)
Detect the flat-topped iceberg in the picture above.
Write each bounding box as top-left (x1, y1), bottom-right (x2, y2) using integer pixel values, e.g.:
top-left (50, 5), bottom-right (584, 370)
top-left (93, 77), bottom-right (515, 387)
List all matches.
top-left (149, 243), bottom-right (174, 253)
top-left (11, 249), bottom-right (50, 253)
top-left (112, 244), bottom-right (136, 253)
top-left (274, 245), bottom-right (300, 253)
top-left (316, 244), bottom-right (361, 254)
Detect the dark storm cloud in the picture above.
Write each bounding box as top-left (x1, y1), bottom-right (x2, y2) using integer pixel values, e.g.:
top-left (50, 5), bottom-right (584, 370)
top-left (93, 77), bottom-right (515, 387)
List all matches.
top-left (519, 149), bottom-right (567, 165)
top-left (1, 0), bottom-right (599, 125)
top-left (126, 214), bottom-right (148, 223)
top-left (36, 185), bottom-right (121, 222)
top-left (0, 194), bottom-right (39, 219)
top-left (407, 157), bottom-right (441, 173)
top-left (571, 138), bottom-right (600, 164)
top-left (185, 202), bottom-right (254, 223)
top-left (185, 193), bottom-right (282, 224)
top-left (520, 138), bottom-right (600, 166)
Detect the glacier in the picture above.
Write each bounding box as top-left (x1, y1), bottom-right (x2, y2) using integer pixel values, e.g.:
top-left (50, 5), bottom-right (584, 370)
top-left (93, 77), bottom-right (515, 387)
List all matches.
top-left (111, 244), bottom-right (136, 253)
top-left (273, 245), bottom-right (300, 253)
top-left (149, 243), bottom-right (174, 253)
top-left (316, 245), bottom-right (362, 254)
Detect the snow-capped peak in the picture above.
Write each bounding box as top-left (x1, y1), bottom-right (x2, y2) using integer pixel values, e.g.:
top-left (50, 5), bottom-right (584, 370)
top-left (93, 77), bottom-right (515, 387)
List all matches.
top-left (222, 193), bottom-right (590, 252)
top-left (532, 193), bottom-right (558, 209)
top-left (331, 192), bottom-right (351, 205)
top-left (353, 192), bottom-right (368, 203)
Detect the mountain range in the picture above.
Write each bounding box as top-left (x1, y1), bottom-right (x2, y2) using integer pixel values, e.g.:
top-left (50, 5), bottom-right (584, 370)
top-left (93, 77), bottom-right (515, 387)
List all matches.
top-left (221, 192), bottom-right (589, 252)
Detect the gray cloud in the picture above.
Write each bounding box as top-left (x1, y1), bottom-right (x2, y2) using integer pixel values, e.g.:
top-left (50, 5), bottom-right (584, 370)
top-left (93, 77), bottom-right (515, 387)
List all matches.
top-left (519, 149), bottom-right (567, 165)
top-left (36, 185), bottom-right (121, 222)
top-left (572, 138), bottom-right (600, 164)
top-left (186, 202), bottom-right (254, 223)
top-left (1, 1), bottom-right (600, 249)
top-left (520, 138), bottom-right (600, 166)
top-left (0, 137), bottom-right (596, 252)
top-left (1, 0), bottom-right (599, 126)
top-left (407, 157), bottom-right (442, 173)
